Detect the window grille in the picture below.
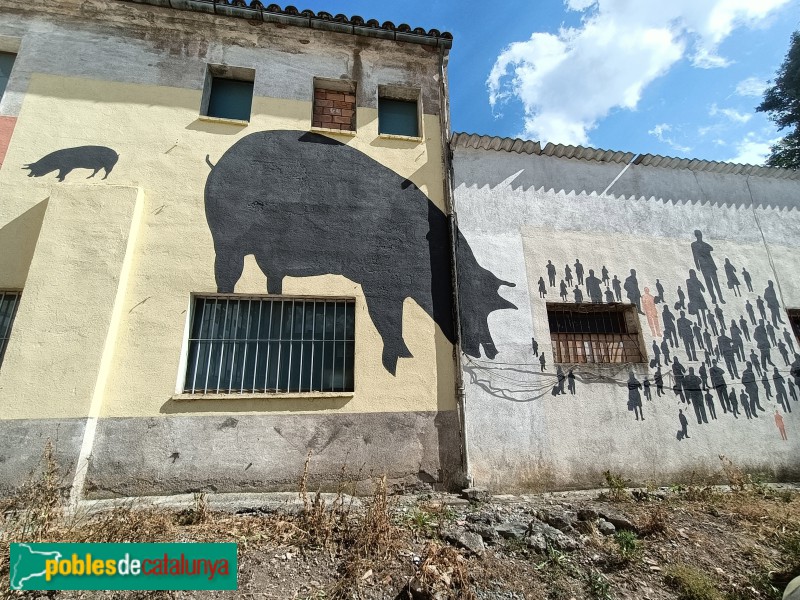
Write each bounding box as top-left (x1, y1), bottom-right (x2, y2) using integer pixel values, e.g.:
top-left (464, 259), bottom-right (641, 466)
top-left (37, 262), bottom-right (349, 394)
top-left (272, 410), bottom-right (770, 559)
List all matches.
top-left (0, 291), bottom-right (21, 368)
top-left (547, 303), bottom-right (645, 364)
top-left (184, 297), bottom-right (355, 394)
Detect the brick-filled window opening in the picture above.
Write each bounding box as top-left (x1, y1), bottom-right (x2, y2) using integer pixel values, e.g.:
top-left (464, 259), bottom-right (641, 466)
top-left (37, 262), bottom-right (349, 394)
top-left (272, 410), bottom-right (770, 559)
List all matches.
top-left (0, 291), bottom-right (21, 368)
top-left (313, 87), bottom-right (356, 132)
top-left (184, 297), bottom-right (355, 394)
top-left (547, 303), bottom-right (646, 364)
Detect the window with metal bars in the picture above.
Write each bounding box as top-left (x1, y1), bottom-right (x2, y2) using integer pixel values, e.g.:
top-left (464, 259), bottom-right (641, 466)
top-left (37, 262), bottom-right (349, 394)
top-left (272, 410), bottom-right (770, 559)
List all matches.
top-left (184, 296), bottom-right (355, 394)
top-left (0, 291), bottom-right (20, 368)
top-left (547, 303), bottom-right (646, 364)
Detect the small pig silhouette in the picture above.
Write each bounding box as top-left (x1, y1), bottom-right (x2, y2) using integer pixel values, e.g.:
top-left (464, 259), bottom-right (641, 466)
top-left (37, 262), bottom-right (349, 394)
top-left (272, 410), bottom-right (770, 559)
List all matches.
top-left (204, 130), bottom-right (515, 374)
top-left (23, 146), bottom-right (118, 182)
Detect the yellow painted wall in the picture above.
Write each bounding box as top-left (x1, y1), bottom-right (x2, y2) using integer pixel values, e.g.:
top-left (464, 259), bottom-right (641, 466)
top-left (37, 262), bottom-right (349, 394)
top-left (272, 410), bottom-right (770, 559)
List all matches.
top-left (0, 73), bottom-right (455, 420)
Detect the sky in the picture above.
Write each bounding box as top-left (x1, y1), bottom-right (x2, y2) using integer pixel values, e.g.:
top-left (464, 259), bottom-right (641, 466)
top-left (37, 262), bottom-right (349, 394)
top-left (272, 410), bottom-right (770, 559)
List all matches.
top-left (292, 0), bottom-right (800, 165)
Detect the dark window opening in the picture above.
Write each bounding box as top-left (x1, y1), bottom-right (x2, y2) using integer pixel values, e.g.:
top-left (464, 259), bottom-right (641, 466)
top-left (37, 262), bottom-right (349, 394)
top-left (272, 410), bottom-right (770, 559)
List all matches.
top-left (206, 77), bottom-right (254, 122)
top-left (378, 98), bottom-right (419, 137)
top-left (0, 291), bottom-right (21, 368)
top-left (789, 310), bottom-right (800, 348)
top-left (0, 52), bottom-right (16, 102)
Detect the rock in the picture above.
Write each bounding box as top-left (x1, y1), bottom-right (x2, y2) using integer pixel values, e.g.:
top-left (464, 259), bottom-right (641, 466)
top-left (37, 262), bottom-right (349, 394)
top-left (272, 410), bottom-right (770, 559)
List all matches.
top-left (598, 509), bottom-right (638, 533)
top-left (526, 533), bottom-right (548, 553)
top-left (597, 519), bottom-right (616, 535)
top-left (529, 521), bottom-right (581, 551)
top-left (466, 510), bottom-right (500, 524)
top-left (461, 487), bottom-right (490, 502)
top-left (444, 528), bottom-right (485, 556)
top-left (468, 524), bottom-right (499, 543)
top-left (535, 508), bottom-right (577, 532)
top-left (577, 508), bottom-right (599, 521)
top-left (495, 521), bottom-right (530, 540)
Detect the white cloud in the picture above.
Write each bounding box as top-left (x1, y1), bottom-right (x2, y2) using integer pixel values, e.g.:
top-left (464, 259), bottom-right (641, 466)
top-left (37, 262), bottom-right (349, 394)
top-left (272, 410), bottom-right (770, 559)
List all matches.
top-left (709, 103), bottom-right (752, 123)
top-left (648, 123), bottom-right (692, 154)
top-left (727, 132), bottom-right (780, 164)
top-left (735, 76), bottom-right (768, 97)
top-left (487, 0), bottom-right (789, 145)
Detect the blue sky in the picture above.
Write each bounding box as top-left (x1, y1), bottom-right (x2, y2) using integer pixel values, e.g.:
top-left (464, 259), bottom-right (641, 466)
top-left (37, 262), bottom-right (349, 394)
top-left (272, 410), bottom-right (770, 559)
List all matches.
top-left (296, 0), bottom-right (800, 165)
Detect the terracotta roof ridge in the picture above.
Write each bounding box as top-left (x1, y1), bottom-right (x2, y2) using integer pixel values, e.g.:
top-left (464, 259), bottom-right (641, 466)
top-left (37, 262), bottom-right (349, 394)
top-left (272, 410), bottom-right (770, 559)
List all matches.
top-left (116, 0), bottom-right (452, 47)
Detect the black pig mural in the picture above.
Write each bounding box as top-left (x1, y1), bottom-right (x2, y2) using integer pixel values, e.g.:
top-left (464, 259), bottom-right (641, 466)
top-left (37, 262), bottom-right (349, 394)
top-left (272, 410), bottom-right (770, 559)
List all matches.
top-left (23, 146), bottom-right (118, 182)
top-left (204, 130), bottom-right (515, 375)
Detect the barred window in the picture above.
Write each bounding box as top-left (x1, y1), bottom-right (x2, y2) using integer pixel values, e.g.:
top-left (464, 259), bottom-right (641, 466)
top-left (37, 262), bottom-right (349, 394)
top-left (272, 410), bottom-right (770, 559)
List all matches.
top-left (547, 303), bottom-right (645, 364)
top-left (184, 297), bottom-right (355, 394)
top-left (0, 291), bottom-right (21, 368)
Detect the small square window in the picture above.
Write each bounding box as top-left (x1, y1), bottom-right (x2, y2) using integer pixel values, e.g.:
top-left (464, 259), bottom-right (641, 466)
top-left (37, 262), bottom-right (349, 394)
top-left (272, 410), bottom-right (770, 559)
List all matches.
top-left (183, 296), bottom-right (355, 394)
top-left (0, 291), bottom-right (21, 368)
top-left (0, 52), bottom-right (16, 103)
top-left (379, 99), bottom-right (418, 137)
top-left (312, 78), bottom-right (356, 132)
top-left (378, 85), bottom-right (420, 138)
top-left (201, 65), bottom-right (255, 123)
top-left (547, 303), bottom-right (646, 364)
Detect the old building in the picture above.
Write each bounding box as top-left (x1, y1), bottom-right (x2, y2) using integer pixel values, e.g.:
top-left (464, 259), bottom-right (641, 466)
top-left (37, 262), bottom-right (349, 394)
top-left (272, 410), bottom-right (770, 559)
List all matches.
top-left (0, 0), bottom-right (465, 498)
top-left (452, 133), bottom-right (800, 490)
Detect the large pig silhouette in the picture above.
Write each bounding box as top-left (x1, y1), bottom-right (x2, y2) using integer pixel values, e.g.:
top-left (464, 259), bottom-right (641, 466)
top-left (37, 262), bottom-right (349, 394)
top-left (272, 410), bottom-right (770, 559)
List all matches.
top-left (204, 130), bottom-right (515, 374)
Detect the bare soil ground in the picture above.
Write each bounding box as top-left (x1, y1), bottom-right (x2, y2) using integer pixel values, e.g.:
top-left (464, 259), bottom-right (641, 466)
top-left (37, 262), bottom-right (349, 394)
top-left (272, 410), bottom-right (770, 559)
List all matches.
top-left (2, 450), bottom-right (800, 600)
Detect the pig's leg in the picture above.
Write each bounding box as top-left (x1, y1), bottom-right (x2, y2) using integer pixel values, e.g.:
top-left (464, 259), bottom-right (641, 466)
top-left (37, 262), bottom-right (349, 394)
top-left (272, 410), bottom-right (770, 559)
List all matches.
top-left (87, 168), bottom-right (100, 179)
top-left (213, 244), bottom-right (245, 293)
top-left (362, 290), bottom-right (412, 376)
top-left (253, 253), bottom-right (284, 295)
top-left (57, 169), bottom-right (68, 182)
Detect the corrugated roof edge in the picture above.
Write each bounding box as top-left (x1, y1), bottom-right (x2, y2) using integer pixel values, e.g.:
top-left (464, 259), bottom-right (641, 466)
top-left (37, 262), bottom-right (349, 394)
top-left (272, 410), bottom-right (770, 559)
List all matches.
top-left (450, 132), bottom-right (800, 180)
top-left (116, 0), bottom-right (453, 48)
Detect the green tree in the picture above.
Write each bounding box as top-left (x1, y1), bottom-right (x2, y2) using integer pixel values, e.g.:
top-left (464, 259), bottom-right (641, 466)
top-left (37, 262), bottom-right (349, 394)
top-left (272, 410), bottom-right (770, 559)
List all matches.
top-left (757, 31), bottom-right (800, 168)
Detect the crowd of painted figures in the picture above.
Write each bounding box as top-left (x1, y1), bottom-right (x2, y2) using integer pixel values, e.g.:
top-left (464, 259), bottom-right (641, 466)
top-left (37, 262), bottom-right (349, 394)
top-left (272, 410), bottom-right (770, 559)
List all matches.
top-left (537, 230), bottom-right (798, 441)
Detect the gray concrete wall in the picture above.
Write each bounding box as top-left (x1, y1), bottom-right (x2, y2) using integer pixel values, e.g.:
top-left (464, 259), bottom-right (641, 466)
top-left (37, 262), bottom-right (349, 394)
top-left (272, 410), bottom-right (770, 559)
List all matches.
top-left (86, 411), bottom-right (461, 498)
top-left (0, 0), bottom-right (444, 119)
top-left (454, 146), bottom-right (800, 491)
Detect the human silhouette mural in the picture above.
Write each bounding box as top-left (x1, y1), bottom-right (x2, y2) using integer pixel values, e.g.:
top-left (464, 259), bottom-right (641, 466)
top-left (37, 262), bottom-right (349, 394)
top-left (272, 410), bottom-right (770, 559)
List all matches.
top-left (527, 228), bottom-right (796, 444)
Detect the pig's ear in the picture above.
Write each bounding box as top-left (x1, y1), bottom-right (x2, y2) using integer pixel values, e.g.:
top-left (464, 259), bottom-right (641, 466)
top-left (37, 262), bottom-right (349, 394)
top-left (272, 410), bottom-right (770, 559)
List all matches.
top-left (401, 178), bottom-right (417, 190)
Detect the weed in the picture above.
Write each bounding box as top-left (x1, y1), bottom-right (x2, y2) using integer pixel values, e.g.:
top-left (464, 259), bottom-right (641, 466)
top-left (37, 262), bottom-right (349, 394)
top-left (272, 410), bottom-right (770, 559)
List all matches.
top-left (640, 504), bottom-right (669, 536)
top-left (406, 541), bottom-right (477, 600)
top-left (329, 475), bottom-right (400, 600)
top-left (535, 547), bottom-right (569, 571)
top-left (600, 470), bottom-right (630, 503)
top-left (664, 564), bottom-right (723, 600)
top-left (404, 508), bottom-right (438, 536)
top-left (584, 568), bottom-right (613, 599)
top-left (613, 530), bottom-right (638, 561)
top-left (176, 492), bottom-right (209, 525)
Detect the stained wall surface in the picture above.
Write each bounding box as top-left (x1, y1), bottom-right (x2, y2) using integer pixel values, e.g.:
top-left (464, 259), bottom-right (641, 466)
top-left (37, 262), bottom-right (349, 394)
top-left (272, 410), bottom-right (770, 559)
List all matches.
top-left (0, 0), bottom-right (463, 497)
top-left (454, 144), bottom-right (800, 491)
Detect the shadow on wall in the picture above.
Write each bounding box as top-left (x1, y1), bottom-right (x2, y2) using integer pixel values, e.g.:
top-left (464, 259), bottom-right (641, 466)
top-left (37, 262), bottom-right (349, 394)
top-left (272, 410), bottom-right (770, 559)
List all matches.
top-left (203, 129), bottom-right (516, 376)
top-left (23, 146), bottom-right (118, 182)
top-left (0, 200), bottom-right (48, 288)
top-left (453, 152), bottom-right (800, 211)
